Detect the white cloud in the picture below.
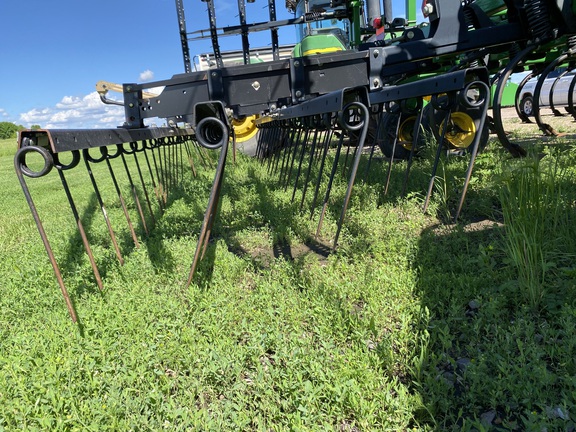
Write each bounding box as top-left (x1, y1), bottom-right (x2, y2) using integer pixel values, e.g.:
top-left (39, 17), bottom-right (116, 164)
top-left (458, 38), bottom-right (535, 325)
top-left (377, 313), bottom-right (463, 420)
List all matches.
top-left (19, 92), bottom-right (125, 129)
top-left (0, 108), bottom-right (7, 117)
top-left (139, 69), bottom-right (155, 82)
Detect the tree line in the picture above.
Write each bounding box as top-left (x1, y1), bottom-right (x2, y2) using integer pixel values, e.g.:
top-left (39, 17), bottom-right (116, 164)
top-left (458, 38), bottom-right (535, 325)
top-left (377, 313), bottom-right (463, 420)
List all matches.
top-left (0, 122), bottom-right (41, 139)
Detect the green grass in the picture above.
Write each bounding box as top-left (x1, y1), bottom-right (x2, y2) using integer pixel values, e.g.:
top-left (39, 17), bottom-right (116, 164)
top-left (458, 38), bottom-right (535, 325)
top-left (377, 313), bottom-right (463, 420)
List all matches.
top-left (1, 136), bottom-right (575, 430)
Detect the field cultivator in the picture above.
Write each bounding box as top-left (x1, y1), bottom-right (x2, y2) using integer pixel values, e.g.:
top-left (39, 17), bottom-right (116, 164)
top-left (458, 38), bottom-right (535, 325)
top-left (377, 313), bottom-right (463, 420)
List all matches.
top-left (15, 0), bottom-right (576, 321)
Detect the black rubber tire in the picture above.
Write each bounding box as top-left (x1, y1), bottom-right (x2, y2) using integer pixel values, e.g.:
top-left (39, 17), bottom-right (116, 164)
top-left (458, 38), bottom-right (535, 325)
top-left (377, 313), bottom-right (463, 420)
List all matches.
top-left (520, 95), bottom-right (534, 117)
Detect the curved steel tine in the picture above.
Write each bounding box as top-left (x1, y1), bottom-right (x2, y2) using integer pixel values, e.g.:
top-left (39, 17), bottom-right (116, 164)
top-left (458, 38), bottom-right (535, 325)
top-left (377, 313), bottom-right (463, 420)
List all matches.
top-left (299, 128), bottom-right (320, 211)
top-left (291, 127), bottom-right (316, 203)
top-left (278, 127), bottom-right (297, 183)
top-left (120, 151), bottom-right (149, 235)
top-left (514, 71), bottom-right (536, 123)
top-left (493, 44), bottom-right (536, 157)
top-left (384, 108), bottom-right (402, 196)
top-left (82, 151), bottom-right (124, 265)
top-left (454, 81), bottom-right (491, 220)
top-left (14, 146), bottom-right (78, 322)
top-left (282, 126), bottom-right (303, 188)
top-left (401, 105), bottom-right (424, 197)
top-left (364, 109), bottom-right (383, 182)
top-left (132, 149), bottom-right (156, 227)
top-left (57, 168), bottom-right (104, 291)
top-left (286, 127), bottom-right (309, 191)
top-left (104, 156), bottom-right (140, 248)
top-left (333, 102), bottom-right (370, 250)
top-left (533, 51), bottom-right (574, 136)
top-left (316, 122), bottom-right (345, 238)
top-left (142, 141), bottom-right (164, 212)
top-left (184, 140), bottom-right (198, 178)
top-left (310, 128), bottom-right (334, 219)
top-left (423, 107), bottom-right (453, 212)
top-left (186, 127), bottom-right (229, 287)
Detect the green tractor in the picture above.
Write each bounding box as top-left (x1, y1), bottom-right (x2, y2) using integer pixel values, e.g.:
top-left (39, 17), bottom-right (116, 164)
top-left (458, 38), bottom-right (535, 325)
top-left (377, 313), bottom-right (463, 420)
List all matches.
top-left (284, 0), bottom-right (493, 159)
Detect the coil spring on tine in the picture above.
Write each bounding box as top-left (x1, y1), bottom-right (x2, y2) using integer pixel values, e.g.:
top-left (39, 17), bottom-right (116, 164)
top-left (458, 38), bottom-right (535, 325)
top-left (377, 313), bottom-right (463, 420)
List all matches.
top-left (463, 4), bottom-right (476, 30)
top-left (15, 146), bottom-right (54, 178)
top-left (83, 146), bottom-right (108, 164)
top-left (53, 151), bottom-right (81, 171)
top-left (107, 145), bottom-right (123, 159)
top-left (568, 35), bottom-right (576, 50)
top-left (525, 0), bottom-right (553, 41)
top-left (129, 141), bottom-right (146, 153)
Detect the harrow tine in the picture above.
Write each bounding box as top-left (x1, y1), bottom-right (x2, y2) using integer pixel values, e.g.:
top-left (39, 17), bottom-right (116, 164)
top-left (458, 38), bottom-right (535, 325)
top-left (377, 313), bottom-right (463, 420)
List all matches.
top-left (82, 149), bottom-right (124, 265)
top-left (130, 143), bottom-right (156, 227)
top-left (266, 127), bottom-right (279, 173)
top-left (383, 107), bottom-right (402, 196)
top-left (172, 141), bottom-right (178, 187)
top-left (172, 141), bottom-right (178, 188)
top-left (310, 126), bottom-right (334, 218)
top-left (152, 142), bottom-right (166, 204)
top-left (423, 106), bottom-right (454, 213)
top-left (316, 122), bottom-right (345, 238)
top-left (232, 131), bottom-right (237, 163)
top-left (167, 143), bottom-right (175, 192)
top-left (120, 150), bottom-right (149, 236)
top-left (286, 127), bottom-right (309, 192)
top-left (333, 102), bottom-right (370, 249)
top-left (14, 146), bottom-right (78, 322)
top-left (454, 81), bottom-right (491, 221)
top-left (104, 152), bottom-right (140, 248)
top-left (55, 153), bottom-right (104, 292)
top-left (281, 124), bottom-right (303, 187)
top-left (142, 141), bottom-right (164, 212)
top-left (278, 125), bottom-right (296, 182)
top-left (341, 131), bottom-right (353, 176)
top-left (291, 125), bottom-right (315, 203)
top-left (299, 126), bottom-right (320, 211)
top-left (255, 125), bottom-right (267, 159)
top-left (195, 140), bottom-right (213, 168)
top-left (177, 139), bottom-right (183, 184)
top-left (186, 117), bottom-right (229, 286)
top-left (271, 128), bottom-right (289, 174)
top-left (160, 143), bottom-right (169, 198)
top-left (363, 110), bottom-right (383, 183)
top-left (184, 140), bottom-right (198, 178)
top-left (401, 103), bottom-right (424, 198)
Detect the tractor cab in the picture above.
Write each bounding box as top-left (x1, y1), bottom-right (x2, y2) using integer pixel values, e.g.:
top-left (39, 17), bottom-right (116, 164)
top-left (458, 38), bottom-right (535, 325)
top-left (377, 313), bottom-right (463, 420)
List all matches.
top-left (289, 0), bottom-right (352, 56)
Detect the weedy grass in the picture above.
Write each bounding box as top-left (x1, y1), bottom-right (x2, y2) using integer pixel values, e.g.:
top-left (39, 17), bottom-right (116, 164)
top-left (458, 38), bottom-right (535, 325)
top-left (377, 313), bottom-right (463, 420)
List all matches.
top-left (0, 136), bottom-right (575, 431)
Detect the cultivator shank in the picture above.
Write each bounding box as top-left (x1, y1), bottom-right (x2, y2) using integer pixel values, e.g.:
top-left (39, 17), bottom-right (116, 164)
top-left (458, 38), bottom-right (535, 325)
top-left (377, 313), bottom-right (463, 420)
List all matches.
top-left (15, 0), bottom-right (576, 321)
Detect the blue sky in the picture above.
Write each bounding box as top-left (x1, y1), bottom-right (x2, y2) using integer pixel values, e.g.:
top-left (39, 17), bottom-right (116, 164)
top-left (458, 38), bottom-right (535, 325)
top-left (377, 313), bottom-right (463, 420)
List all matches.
top-left (0, 0), bottom-right (411, 129)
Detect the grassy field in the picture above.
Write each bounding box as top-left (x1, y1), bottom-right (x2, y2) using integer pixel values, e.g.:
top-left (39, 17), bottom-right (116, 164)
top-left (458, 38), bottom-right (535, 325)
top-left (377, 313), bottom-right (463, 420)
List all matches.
top-left (0, 132), bottom-right (575, 431)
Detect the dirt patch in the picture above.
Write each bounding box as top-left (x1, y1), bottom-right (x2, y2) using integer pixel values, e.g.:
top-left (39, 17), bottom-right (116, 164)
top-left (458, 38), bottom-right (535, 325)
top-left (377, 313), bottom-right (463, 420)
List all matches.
top-left (233, 238), bottom-right (333, 269)
top-left (430, 219), bottom-right (504, 236)
top-left (495, 106), bottom-right (576, 139)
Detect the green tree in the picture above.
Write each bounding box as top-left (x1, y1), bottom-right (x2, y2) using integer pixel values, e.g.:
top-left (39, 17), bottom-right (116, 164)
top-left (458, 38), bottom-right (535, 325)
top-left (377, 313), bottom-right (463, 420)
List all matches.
top-left (0, 122), bottom-right (24, 139)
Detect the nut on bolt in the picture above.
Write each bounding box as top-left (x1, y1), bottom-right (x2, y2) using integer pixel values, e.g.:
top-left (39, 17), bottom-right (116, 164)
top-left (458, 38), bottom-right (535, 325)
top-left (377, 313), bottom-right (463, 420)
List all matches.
top-left (295, 90), bottom-right (303, 98)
